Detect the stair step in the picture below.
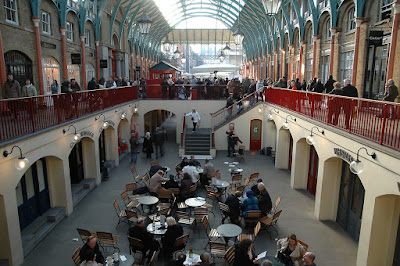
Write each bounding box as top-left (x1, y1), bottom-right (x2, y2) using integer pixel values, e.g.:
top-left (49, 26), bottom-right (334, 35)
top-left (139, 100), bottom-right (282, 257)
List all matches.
top-left (186, 139), bottom-right (210, 143)
top-left (72, 178), bottom-right (96, 208)
top-left (185, 151), bottom-right (211, 155)
top-left (186, 144), bottom-right (210, 148)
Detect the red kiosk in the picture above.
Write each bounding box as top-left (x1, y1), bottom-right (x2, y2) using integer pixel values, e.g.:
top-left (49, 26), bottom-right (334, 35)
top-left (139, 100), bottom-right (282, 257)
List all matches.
top-left (147, 61), bottom-right (181, 98)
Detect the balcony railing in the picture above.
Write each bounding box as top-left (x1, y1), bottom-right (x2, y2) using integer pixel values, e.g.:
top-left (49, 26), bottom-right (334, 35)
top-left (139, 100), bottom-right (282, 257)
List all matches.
top-left (265, 88), bottom-right (400, 151)
top-left (0, 86), bottom-right (138, 143)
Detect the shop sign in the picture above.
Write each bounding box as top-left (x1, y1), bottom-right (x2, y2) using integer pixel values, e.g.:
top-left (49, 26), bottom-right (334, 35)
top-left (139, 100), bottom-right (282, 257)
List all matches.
top-left (136, 66), bottom-right (141, 71)
top-left (368, 31), bottom-right (383, 46)
top-left (41, 41), bottom-right (56, 49)
top-left (100, 60), bottom-right (108, 68)
top-left (81, 131), bottom-right (94, 138)
top-left (334, 148), bottom-right (355, 164)
top-left (71, 53), bottom-right (81, 64)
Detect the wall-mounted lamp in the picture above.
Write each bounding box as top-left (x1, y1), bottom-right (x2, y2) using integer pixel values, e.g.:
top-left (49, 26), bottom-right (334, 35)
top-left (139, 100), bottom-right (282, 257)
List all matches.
top-left (132, 104), bottom-right (138, 114)
top-left (3, 146), bottom-right (30, 171)
top-left (63, 125), bottom-right (81, 143)
top-left (283, 115), bottom-right (296, 129)
top-left (95, 114), bottom-right (109, 129)
top-left (267, 108), bottom-right (279, 120)
top-left (115, 108), bottom-right (127, 120)
top-left (306, 126), bottom-right (325, 146)
top-left (258, 106), bottom-right (262, 113)
top-left (350, 147), bottom-right (376, 175)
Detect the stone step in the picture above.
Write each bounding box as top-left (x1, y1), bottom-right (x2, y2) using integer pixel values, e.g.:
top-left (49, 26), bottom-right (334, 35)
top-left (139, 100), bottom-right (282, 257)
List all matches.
top-left (185, 150), bottom-right (211, 155)
top-left (185, 143), bottom-right (210, 147)
top-left (72, 178), bottom-right (96, 208)
top-left (185, 139), bottom-right (210, 143)
top-left (22, 207), bottom-right (65, 257)
top-left (185, 135), bottom-right (210, 139)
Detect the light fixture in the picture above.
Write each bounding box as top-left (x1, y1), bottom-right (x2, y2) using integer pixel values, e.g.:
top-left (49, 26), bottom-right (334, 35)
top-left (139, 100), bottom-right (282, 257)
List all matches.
top-left (218, 50), bottom-right (225, 62)
top-left (262, 0), bottom-right (280, 16)
top-left (173, 47), bottom-right (181, 59)
top-left (306, 126), bottom-right (325, 146)
top-left (283, 115), bottom-right (296, 129)
top-left (3, 145), bottom-right (30, 171)
top-left (163, 35), bottom-right (172, 51)
top-left (223, 43), bottom-right (231, 56)
top-left (258, 107), bottom-right (262, 113)
top-left (131, 104), bottom-right (138, 114)
top-left (63, 125), bottom-right (81, 143)
top-left (95, 114), bottom-right (109, 129)
top-left (234, 12), bottom-right (244, 45)
top-left (267, 108), bottom-right (279, 120)
top-left (115, 108), bottom-right (127, 120)
top-left (137, 1), bottom-right (152, 35)
top-left (181, 53), bottom-right (186, 64)
top-left (350, 147), bottom-right (376, 174)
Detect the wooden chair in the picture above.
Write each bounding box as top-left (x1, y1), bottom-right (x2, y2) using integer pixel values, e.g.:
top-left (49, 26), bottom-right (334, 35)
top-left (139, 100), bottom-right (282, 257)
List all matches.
top-left (72, 247), bottom-right (81, 266)
top-left (126, 209), bottom-right (146, 224)
top-left (169, 188), bottom-right (180, 196)
top-left (298, 240), bottom-right (309, 251)
top-left (244, 210), bottom-right (261, 227)
top-left (173, 234), bottom-right (190, 252)
top-left (194, 207), bottom-right (208, 223)
top-left (230, 185), bottom-right (245, 195)
top-left (157, 187), bottom-right (174, 202)
top-left (130, 166), bottom-right (138, 177)
top-left (176, 211), bottom-right (195, 226)
top-left (203, 190), bottom-right (218, 216)
top-left (125, 182), bottom-right (138, 192)
top-left (218, 202), bottom-right (230, 224)
top-left (209, 241), bottom-right (227, 258)
top-left (210, 171), bottom-right (221, 180)
top-left (225, 246), bottom-right (235, 265)
top-left (128, 236), bottom-right (145, 262)
top-left (113, 199), bottom-right (128, 228)
top-left (259, 210), bottom-right (282, 238)
top-left (189, 184), bottom-right (197, 197)
top-left (148, 207), bottom-right (170, 222)
top-left (96, 231), bottom-right (120, 253)
top-left (150, 161), bottom-right (159, 167)
top-left (249, 173), bottom-right (259, 184)
top-left (229, 175), bottom-right (242, 188)
top-left (121, 190), bottom-right (140, 209)
top-left (76, 228), bottom-right (96, 244)
top-left (269, 197), bottom-right (281, 216)
top-left (205, 185), bottom-right (222, 198)
top-left (237, 221), bottom-right (261, 242)
top-left (202, 216), bottom-right (224, 248)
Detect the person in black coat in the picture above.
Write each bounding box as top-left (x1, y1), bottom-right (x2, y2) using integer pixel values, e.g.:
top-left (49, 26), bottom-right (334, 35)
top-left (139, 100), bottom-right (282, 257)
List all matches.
top-left (233, 239), bottom-right (259, 266)
top-left (161, 78), bottom-right (168, 100)
top-left (163, 174), bottom-right (179, 189)
top-left (225, 191), bottom-right (242, 224)
top-left (129, 218), bottom-right (159, 259)
top-left (87, 78), bottom-right (98, 91)
top-left (142, 132), bottom-right (154, 159)
top-left (295, 78), bottom-right (302, 90)
top-left (161, 217), bottom-right (184, 258)
top-left (324, 75), bottom-right (336, 94)
top-left (180, 173), bottom-right (193, 200)
top-left (312, 79), bottom-right (324, 93)
top-left (342, 79), bottom-right (358, 129)
top-left (257, 183), bottom-right (272, 216)
top-left (301, 80), bottom-right (307, 91)
top-left (79, 236), bottom-right (104, 264)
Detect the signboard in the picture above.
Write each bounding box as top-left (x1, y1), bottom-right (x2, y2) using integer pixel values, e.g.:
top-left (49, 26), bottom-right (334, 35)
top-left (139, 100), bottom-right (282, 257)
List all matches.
top-left (100, 60), bottom-right (108, 68)
top-left (41, 41), bottom-right (56, 49)
top-left (136, 66), bottom-right (141, 71)
top-left (368, 31), bottom-right (384, 46)
top-left (71, 53), bottom-right (81, 64)
top-left (333, 148), bottom-right (355, 164)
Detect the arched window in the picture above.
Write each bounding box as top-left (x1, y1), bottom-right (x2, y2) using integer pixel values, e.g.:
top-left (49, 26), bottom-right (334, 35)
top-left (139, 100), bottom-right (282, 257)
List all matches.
top-left (86, 64), bottom-right (95, 82)
top-left (347, 7), bottom-right (356, 32)
top-left (326, 18), bottom-right (331, 39)
top-left (43, 57), bottom-right (60, 94)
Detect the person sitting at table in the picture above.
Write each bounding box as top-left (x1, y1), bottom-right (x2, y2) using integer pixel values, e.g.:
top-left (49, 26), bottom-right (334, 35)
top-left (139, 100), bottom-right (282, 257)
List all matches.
top-left (149, 162), bottom-right (166, 177)
top-left (251, 179), bottom-right (263, 197)
top-left (260, 260), bottom-right (272, 266)
top-left (168, 251), bottom-right (186, 266)
top-left (129, 218), bottom-right (160, 261)
top-left (180, 173), bottom-right (193, 200)
top-left (233, 239), bottom-right (259, 265)
top-left (303, 252), bottom-right (316, 266)
top-left (202, 159), bottom-right (215, 184)
top-left (79, 236), bottom-right (104, 265)
top-left (161, 217), bottom-right (184, 258)
top-left (225, 191), bottom-right (242, 224)
top-left (196, 252), bottom-right (215, 266)
top-left (182, 162), bottom-right (199, 183)
top-left (148, 170), bottom-right (167, 196)
top-left (175, 165), bottom-right (184, 181)
top-left (180, 157), bottom-right (189, 169)
top-left (257, 182), bottom-right (272, 216)
top-left (189, 155), bottom-right (201, 167)
top-left (276, 234), bottom-right (306, 266)
top-left (162, 174), bottom-right (179, 189)
top-left (79, 249), bottom-right (102, 266)
top-left (242, 190), bottom-right (259, 217)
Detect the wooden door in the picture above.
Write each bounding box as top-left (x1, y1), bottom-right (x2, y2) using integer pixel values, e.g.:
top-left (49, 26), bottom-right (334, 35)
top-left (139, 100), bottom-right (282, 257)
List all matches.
top-left (250, 119), bottom-right (262, 150)
top-left (69, 142), bottom-right (84, 184)
top-left (307, 145), bottom-right (319, 196)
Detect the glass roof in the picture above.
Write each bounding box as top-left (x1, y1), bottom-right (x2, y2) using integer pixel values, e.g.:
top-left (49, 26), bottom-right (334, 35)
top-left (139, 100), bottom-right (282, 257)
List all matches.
top-left (153, 0), bottom-right (246, 29)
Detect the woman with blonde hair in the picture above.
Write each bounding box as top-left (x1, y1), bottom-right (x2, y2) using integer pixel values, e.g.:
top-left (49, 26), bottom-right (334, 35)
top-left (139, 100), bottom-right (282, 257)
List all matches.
top-left (161, 217), bottom-right (183, 258)
top-left (276, 234), bottom-right (306, 266)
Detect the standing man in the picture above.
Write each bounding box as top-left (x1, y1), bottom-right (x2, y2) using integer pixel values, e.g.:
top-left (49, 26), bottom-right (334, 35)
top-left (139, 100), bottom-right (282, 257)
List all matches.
top-left (226, 126), bottom-right (241, 157)
top-left (70, 79), bottom-right (81, 92)
top-left (161, 77), bottom-right (168, 100)
top-left (257, 182), bottom-right (272, 216)
top-left (154, 127), bottom-right (165, 159)
top-left (186, 108), bottom-right (201, 133)
top-left (226, 93), bottom-right (235, 119)
top-left (129, 133), bottom-right (139, 164)
top-left (4, 74), bottom-right (21, 119)
top-left (342, 79), bottom-right (358, 129)
top-left (383, 79), bottom-right (399, 119)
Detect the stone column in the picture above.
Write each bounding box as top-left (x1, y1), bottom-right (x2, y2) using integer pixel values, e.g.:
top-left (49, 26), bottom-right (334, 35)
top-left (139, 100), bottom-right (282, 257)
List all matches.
top-left (351, 18), bottom-right (363, 85)
top-left (0, 28), bottom-right (6, 87)
top-left (312, 35), bottom-right (319, 79)
top-left (95, 40), bottom-right (100, 80)
top-left (60, 28), bottom-right (68, 81)
top-left (80, 35), bottom-right (87, 90)
top-left (274, 52), bottom-right (278, 81)
top-left (281, 49), bottom-right (285, 78)
top-left (33, 18), bottom-right (44, 95)
top-left (386, 2), bottom-right (400, 83)
top-left (329, 28), bottom-right (337, 76)
top-left (299, 41), bottom-right (304, 81)
top-left (289, 45), bottom-right (294, 80)
top-left (130, 53), bottom-right (135, 81)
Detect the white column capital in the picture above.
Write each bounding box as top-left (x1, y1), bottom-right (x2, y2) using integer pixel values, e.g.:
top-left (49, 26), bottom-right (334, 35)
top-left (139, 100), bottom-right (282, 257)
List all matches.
top-left (394, 2), bottom-right (400, 14)
top-left (60, 27), bottom-right (66, 35)
top-left (95, 40), bottom-right (99, 46)
top-left (32, 18), bottom-right (40, 27)
top-left (355, 18), bottom-right (363, 27)
top-left (80, 35), bottom-right (85, 42)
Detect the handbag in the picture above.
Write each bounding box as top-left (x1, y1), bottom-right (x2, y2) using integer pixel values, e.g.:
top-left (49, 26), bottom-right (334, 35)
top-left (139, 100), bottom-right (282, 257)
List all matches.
top-left (191, 117), bottom-right (194, 121)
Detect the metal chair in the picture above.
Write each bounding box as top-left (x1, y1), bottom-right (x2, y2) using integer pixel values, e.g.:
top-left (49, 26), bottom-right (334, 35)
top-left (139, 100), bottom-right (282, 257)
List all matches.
top-left (209, 241), bottom-right (227, 259)
top-left (229, 175), bottom-right (242, 188)
top-left (126, 209), bottom-right (146, 224)
top-left (176, 211), bottom-right (195, 226)
top-left (113, 199), bottom-right (129, 228)
top-left (173, 234), bottom-right (190, 252)
top-left (121, 190), bottom-right (140, 209)
top-left (248, 173), bottom-right (259, 184)
top-left (218, 202), bottom-right (230, 224)
top-left (76, 228), bottom-right (96, 244)
top-left (96, 231), bottom-right (120, 253)
top-left (244, 210), bottom-right (261, 227)
top-left (128, 236), bottom-right (146, 262)
top-left (234, 145), bottom-right (245, 162)
top-left (194, 207), bottom-right (208, 223)
top-left (225, 246), bottom-right (235, 265)
top-left (202, 216), bottom-right (224, 248)
top-left (259, 210), bottom-right (282, 238)
top-left (237, 221), bottom-right (261, 242)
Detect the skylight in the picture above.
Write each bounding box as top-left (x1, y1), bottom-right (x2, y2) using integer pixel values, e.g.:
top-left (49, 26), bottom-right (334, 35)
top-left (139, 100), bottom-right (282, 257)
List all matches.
top-left (153, 0), bottom-right (245, 29)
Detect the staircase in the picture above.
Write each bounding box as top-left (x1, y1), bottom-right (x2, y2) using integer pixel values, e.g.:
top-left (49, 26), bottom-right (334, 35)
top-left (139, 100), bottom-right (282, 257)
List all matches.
top-left (71, 178), bottom-right (96, 207)
top-left (183, 128), bottom-right (212, 156)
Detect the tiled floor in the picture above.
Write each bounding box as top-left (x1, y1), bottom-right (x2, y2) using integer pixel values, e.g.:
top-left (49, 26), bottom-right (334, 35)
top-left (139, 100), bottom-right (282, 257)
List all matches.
top-left (22, 139), bottom-right (357, 266)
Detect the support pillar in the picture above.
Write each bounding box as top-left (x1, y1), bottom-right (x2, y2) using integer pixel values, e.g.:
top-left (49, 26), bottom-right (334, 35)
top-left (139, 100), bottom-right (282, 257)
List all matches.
top-left (80, 35), bottom-right (87, 90)
top-left (0, 29), bottom-right (6, 88)
top-left (281, 49), bottom-right (285, 79)
top-left (33, 18), bottom-right (44, 95)
top-left (312, 35), bottom-right (318, 79)
top-left (130, 53), bottom-right (135, 81)
top-left (329, 28), bottom-right (337, 77)
top-left (60, 28), bottom-right (68, 81)
top-left (95, 40), bottom-right (100, 80)
top-left (351, 18), bottom-right (363, 85)
top-left (274, 53), bottom-right (277, 82)
top-left (299, 41), bottom-right (304, 81)
top-left (289, 45), bottom-right (293, 80)
top-left (386, 2), bottom-right (400, 83)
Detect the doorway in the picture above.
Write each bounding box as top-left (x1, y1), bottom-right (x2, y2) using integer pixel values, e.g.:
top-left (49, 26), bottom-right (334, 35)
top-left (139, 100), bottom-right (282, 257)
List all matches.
top-left (320, 55), bottom-right (330, 83)
top-left (99, 130), bottom-right (106, 173)
top-left (394, 216), bottom-right (400, 265)
top-left (69, 142), bottom-right (84, 184)
top-left (307, 145), bottom-right (319, 196)
top-left (16, 158), bottom-right (50, 230)
top-left (4, 50), bottom-right (33, 87)
top-left (363, 44), bottom-right (389, 99)
top-left (250, 119), bottom-right (262, 150)
top-left (337, 162), bottom-right (365, 242)
top-left (288, 134), bottom-right (293, 171)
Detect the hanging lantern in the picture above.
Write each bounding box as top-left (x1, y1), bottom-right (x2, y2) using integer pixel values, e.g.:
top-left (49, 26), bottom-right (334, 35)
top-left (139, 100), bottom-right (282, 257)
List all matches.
top-left (138, 13), bottom-right (152, 34)
top-left (218, 50), bottom-right (225, 62)
top-left (163, 35), bottom-right (172, 51)
top-left (223, 43), bottom-right (231, 56)
top-left (233, 28), bottom-right (244, 45)
top-left (173, 47), bottom-right (181, 59)
top-left (181, 54), bottom-right (186, 64)
top-left (262, 0), bottom-right (279, 15)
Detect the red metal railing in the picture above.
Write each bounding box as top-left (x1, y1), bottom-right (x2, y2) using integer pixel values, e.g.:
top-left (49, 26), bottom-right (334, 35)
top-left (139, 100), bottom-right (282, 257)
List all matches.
top-left (265, 88), bottom-right (400, 151)
top-left (180, 115), bottom-right (186, 148)
top-left (0, 86), bottom-right (138, 142)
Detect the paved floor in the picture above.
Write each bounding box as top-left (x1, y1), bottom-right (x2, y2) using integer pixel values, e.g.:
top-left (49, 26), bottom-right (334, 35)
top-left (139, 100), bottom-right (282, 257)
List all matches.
top-left (22, 138), bottom-right (357, 266)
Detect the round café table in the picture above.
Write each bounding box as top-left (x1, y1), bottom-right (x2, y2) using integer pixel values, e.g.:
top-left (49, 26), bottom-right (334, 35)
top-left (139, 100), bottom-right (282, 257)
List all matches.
top-left (185, 197), bottom-right (206, 208)
top-left (105, 253), bottom-right (135, 266)
top-left (147, 221), bottom-right (168, 236)
top-left (229, 168), bottom-right (243, 175)
top-left (183, 253), bottom-right (201, 265)
top-left (138, 196), bottom-right (159, 213)
top-left (213, 180), bottom-right (230, 198)
top-left (217, 224), bottom-right (242, 245)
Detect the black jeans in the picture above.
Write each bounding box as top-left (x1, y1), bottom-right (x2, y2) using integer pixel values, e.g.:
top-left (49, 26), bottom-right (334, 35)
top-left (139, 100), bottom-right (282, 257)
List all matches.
top-left (192, 122), bottom-right (197, 131)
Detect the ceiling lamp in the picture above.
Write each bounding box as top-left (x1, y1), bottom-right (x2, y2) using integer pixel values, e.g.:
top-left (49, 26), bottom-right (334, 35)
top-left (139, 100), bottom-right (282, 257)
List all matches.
top-left (233, 29), bottom-right (244, 45)
top-left (350, 147), bottom-right (377, 175)
top-left (262, 0), bottom-right (280, 16)
top-left (223, 43), bottom-right (231, 56)
top-left (163, 35), bottom-right (172, 52)
top-left (218, 50), bottom-right (225, 62)
top-left (181, 53), bottom-right (186, 64)
top-left (137, 3), bottom-right (152, 35)
top-left (174, 47), bottom-right (181, 59)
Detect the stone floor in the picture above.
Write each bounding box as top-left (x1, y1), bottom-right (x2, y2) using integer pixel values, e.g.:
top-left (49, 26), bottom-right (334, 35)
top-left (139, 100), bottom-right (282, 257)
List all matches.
top-left (22, 138), bottom-right (357, 266)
